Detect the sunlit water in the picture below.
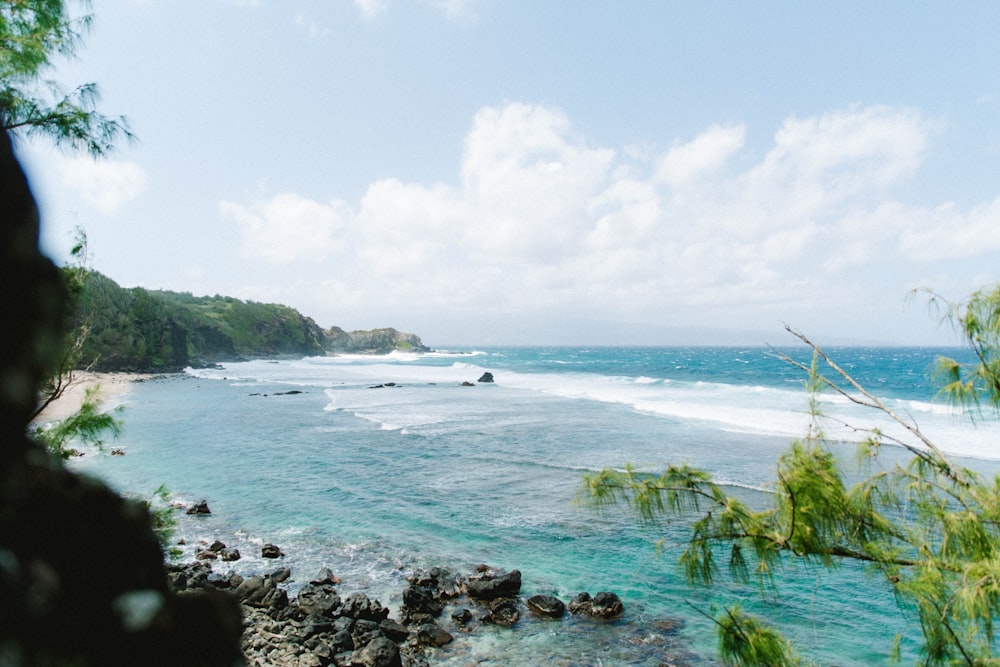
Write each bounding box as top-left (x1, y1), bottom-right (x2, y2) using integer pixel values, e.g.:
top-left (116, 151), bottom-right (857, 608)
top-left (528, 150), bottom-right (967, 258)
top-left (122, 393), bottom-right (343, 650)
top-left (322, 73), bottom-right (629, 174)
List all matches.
top-left (70, 347), bottom-right (1000, 665)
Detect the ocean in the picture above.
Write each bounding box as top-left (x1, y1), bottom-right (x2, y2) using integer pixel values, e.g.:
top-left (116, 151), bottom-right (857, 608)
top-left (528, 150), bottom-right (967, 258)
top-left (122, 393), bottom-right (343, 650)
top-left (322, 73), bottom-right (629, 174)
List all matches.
top-left (70, 346), bottom-right (1000, 666)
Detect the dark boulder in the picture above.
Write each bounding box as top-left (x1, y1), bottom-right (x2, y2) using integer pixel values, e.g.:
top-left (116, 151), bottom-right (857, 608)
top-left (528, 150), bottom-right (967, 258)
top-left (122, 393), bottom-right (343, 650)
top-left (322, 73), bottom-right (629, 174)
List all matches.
top-left (351, 635), bottom-right (402, 667)
top-left (402, 584), bottom-right (443, 618)
top-left (220, 547), bottom-right (241, 562)
top-left (186, 500), bottom-right (212, 515)
top-left (568, 591), bottom-right (624, 619)
top-left (416, 622), bottom-right (454, 647)
top-left (297, 582), bottom-right (342, 618)
top-left (591, 591), bottom-right (625, 619)
top-left (484, 598), bottom-right (519, 626)
top-left (451, 608), bottom-right (473, 625)
top-left (527, 594), bottom-right (565, 618)
top-left (261, 543), bottom-right (284, 558)
top-left (379, 618), bottom-right (410, 642)
top-left (310, 567), bottom-right (341, 585)
top-left (477, 372), bottom-right (494, 383)
top-left (341, 592), bottom-right (390, 621)
top-left (466, 568), bottom-right (521, 601)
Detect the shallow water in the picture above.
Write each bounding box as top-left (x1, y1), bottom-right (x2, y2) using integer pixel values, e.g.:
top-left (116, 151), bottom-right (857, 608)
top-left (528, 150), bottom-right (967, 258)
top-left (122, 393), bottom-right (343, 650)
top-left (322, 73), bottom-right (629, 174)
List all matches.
top-left (71, 346), bottom-right (999, 665)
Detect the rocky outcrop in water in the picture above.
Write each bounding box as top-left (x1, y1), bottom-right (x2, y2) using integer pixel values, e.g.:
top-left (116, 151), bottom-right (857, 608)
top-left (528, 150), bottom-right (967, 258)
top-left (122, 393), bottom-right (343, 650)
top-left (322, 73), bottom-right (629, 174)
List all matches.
top-left (163, 557), bottom-right (671, 666)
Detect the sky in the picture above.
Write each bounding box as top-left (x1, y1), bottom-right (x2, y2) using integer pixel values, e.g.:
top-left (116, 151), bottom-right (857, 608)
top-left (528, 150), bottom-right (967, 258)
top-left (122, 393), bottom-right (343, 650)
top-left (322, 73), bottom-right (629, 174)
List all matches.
top-left (15, 0), bottom-right (1000, 346)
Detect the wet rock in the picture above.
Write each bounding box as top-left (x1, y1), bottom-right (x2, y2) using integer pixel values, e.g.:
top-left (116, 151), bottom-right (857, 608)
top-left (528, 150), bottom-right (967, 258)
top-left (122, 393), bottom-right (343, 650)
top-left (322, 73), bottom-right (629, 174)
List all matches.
top-left (569, 591), bottom-right (624, 619)
top-left (341, 592), bottom-right (390, 622)
top-left (261, 543), bottom-right (284, 558)
top-left (484, 598), bottom-right (519, 626)
top-left (220, 547), bottom-right (241, 562)
top-left (296, 582), bottom-right (341, 618)
top-left (186, 499), bottom-right (212, 515)
top-left (527, 594), bottom-right (565, 618)
top-left (310, 567), bottom-right (341, 586)
top-left (466, 568), bottom-right (521, 601)
top-left (477, 372), bottom-right (494, 383)
top-left (416, 622), bottom-right (453, 647)
top-left (451, 608), bottom-right (473, 625)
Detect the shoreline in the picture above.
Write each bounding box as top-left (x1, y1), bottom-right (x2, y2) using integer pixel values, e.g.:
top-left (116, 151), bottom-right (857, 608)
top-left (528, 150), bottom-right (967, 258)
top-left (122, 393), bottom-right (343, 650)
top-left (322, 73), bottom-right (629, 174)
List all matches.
top-left (31, 371), bottom-right (158, 423)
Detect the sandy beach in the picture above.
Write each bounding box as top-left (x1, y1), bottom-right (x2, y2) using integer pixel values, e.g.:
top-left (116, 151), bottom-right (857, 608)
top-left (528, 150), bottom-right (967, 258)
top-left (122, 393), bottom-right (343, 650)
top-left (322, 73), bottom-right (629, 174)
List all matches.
top-left (32, 371), bottom-right (150, 423)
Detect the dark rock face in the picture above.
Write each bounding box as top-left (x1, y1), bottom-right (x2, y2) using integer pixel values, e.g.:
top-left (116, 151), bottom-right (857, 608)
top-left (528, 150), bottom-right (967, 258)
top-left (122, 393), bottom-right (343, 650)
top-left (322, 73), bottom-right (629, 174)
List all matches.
top-left (477, 372), bottom-right (494, 383)
top-left (0, 129), bottom-right (243, 665)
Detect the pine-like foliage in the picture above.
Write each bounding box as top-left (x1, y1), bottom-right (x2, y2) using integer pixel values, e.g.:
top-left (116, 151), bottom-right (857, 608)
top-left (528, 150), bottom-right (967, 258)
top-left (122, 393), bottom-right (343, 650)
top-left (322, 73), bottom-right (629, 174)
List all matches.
top-left (0, 0), bottom-right (132, 155)
top-left (583, 288), bottom-right (1000, 666)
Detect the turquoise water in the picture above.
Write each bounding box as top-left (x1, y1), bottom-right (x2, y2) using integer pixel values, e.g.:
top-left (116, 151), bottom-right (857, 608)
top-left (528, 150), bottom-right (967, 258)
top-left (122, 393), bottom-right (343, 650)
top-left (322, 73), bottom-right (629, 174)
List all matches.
top-left (70, 347), bottom-right (1000, 665)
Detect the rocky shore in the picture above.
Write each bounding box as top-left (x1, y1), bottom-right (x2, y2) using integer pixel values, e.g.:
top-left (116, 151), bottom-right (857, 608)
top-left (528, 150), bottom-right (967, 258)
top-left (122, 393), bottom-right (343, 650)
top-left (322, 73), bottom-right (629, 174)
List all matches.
top-left (167, 546), bottom-right (700, 667)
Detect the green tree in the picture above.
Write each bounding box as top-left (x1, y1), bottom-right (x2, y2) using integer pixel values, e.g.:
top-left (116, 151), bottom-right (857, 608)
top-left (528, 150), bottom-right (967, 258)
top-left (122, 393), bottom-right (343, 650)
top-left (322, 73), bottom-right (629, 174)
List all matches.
top-left (31, 228), bottom-right (124, 459)
top-left (1, 0), bottom-right (132, 155)
top-left (583, 287), bottom-right (1000, 666)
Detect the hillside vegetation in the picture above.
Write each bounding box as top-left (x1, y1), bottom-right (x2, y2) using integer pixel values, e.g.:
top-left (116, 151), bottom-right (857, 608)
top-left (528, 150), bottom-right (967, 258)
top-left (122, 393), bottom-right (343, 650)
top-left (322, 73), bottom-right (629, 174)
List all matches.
top-left (70, 271), bottom-right (429, 371)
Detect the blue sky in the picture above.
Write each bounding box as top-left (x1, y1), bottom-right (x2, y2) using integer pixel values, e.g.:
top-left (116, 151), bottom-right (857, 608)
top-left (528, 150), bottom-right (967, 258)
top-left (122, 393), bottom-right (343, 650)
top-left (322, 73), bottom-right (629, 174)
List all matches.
top-left (16, 0), bottom-right (1000, 346)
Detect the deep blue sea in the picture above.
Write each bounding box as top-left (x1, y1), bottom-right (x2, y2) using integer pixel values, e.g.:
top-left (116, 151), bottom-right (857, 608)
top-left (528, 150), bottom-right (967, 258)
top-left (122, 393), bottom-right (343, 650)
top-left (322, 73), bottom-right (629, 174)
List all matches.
top-left (70, 346), bottom-right (1000, 666)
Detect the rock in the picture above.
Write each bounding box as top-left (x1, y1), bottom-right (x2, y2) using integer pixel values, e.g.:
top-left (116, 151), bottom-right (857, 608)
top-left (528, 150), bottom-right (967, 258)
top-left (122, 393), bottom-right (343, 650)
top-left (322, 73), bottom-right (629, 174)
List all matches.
top-left (590, 591), bottom-right (625, 619)
top-left (310, 567), bottom-right (341, 586)
top-left (220, 547), bottom-right (241, 562)
top-left (341, 592), bottom-right (390, 621)
top-left (110, 448), bottom-right (125, 455)
top-left (451, 608), bottom-right (473, 625)
top-left (261, 543), bottom-right (284, 558)
top-left (461, 381), bottom-right (475, 386)
top-left (416, 622), bottom-right (453, 647)
top-left (568, 591), bottom-right (624, 619)
top-left (350, 618), bottom-right (384, 649)
top-left (207, 539), bottom-right (226, 552)
top-left (296, 583), bottom-right (341, 618)
top-left (484, 598), bottom-right (519, 626)
top-left (186, 499), bottom-right (212, 515)
top-left (351, 635), bottom-right (402, 667)
top-left (526, 594), bottom-right (565, 618)
top-left (477, 372), bottom-right (494, 383)
top-left (568, 591), bottom-right (592, 614)
top-left (401, 584), bottom-right (443, 619)
top-left (465, 568), bottom-right (521, 601)
top-left (379, 618), bottom-right (410, 642)
top-left (195, 549), bottom-right (218, 560)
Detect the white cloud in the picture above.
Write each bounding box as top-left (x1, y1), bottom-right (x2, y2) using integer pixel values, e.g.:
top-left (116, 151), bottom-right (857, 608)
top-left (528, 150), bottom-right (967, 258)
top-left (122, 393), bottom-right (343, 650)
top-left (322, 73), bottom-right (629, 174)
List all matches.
top-left (55, 156), bottom-right (148, 215)
top-left (353, 0), bottom-right (387, 21)
top-left (221, 102), bottom-right (1000, 336)
top-left (421, 0), bottom-right (484, 21)
top-left (656, 123), bottom-right (745, 189)
top-left (220, 193), bottom-right (348, 263)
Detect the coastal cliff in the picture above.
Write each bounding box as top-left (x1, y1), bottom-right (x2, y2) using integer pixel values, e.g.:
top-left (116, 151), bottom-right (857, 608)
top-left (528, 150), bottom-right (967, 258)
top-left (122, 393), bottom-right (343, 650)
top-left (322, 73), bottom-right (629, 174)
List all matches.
top-left (69, 270), bottom-right (430, 372)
